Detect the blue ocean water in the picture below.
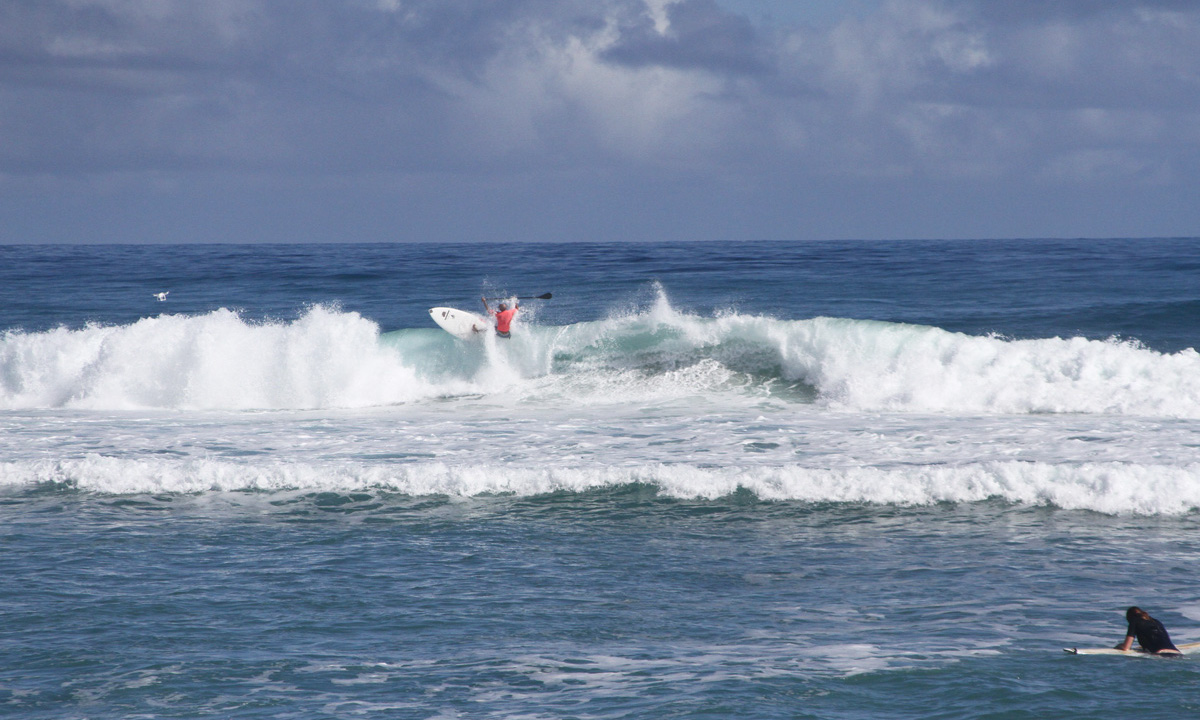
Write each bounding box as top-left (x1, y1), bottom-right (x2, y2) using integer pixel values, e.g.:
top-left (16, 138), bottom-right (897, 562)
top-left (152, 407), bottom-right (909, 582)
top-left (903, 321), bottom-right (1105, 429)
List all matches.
top-left (2, 239), bottom-right (1200, 718)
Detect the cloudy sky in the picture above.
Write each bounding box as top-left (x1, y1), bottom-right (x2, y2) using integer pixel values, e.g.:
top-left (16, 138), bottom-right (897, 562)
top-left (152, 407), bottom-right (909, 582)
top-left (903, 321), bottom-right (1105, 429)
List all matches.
top-left (2, 0), bottom-right (1198, 243)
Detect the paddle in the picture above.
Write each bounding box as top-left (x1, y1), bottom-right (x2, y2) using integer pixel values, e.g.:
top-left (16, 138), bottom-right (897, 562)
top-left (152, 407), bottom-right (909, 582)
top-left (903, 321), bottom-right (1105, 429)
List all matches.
top-left (485, 292), bottom-right (552, 300)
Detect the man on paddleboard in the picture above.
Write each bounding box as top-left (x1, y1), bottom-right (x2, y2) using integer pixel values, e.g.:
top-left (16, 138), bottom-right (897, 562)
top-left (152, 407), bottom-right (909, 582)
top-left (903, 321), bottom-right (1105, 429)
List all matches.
top-left (481, 297), bottom-right (518, 338)
top-left (1117, 607), bottom-right (1180, 655)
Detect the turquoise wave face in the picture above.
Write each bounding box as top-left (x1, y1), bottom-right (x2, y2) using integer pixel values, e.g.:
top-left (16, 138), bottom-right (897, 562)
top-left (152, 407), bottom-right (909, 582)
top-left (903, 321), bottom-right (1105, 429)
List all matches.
top-left (389, 292), bottom-right (1200, 417)
top-left (5, 291), bottom-right (1200, 415)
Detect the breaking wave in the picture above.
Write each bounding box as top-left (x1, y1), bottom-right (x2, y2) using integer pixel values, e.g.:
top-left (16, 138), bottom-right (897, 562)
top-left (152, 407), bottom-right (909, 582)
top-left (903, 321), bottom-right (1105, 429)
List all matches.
top-left (3, 456), bottom-right (1199, 515)
top-left (2, 298), bottom-right (1199, 416)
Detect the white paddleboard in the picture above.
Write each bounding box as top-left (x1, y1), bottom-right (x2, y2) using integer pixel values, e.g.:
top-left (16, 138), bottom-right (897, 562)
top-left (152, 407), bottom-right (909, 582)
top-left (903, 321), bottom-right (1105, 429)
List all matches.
top-left (429, 307), bottom-right (488, 340)
top-left (1064, 640), bottom-right (1200, 655)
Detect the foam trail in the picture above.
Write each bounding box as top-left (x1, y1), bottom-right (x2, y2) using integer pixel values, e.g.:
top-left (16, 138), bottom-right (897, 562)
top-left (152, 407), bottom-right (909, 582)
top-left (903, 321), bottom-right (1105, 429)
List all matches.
top-left (4, 457), bottom-right (1199, 515)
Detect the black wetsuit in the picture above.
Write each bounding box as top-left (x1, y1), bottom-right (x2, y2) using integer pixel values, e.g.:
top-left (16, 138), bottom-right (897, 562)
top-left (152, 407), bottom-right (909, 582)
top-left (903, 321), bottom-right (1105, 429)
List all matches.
top-left (1128, 616), bottom-right (1179, 653)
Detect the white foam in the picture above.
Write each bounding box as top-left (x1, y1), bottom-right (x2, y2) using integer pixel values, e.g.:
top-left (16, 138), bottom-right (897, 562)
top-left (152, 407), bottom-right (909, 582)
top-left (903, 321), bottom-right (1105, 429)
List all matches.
top-left (779, 317), bottom-right (1200, 417)
top-left (4, 297), bottom-right (1200, 417)
top-left (0, 307), bottom-right (464, 410)
top-left (544, 301), bottom-right (1200, 417)
top-left (4, 456), bottom-right (1199, 515)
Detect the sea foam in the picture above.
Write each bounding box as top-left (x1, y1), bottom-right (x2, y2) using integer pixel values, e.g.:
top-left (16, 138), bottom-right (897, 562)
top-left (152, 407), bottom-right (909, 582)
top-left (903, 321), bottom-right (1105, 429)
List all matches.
top-left (3, 300), bottom-right (1200, 416)
top-left (3, 456), bottom-right (1198, 515)
top-left (543, 297), bottom-right (1200, 417)
top-left (0, 307), bottom-right (451, 410)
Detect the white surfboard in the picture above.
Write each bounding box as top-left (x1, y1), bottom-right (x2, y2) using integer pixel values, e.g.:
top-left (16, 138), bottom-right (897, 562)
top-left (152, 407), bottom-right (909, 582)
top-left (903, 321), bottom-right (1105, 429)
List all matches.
top-left (429, 307), bottom-right (488, 340)
top-left (1064, 640), bottom-right (1200, 655)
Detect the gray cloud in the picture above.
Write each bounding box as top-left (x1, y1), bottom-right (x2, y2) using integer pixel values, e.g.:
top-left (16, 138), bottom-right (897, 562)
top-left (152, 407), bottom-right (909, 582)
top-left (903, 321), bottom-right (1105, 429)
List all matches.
top-left (2, 0), bottom-right (1199, 241)
top-left (602, 0), bottom-right (770, 75)
top-left (974, 0), bottom-right (1200, 23)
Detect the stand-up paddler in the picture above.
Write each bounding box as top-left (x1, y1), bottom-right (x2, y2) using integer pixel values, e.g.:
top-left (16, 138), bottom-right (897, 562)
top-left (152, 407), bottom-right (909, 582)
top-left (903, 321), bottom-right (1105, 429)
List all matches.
top-left (481, 296), bottom-right (518, 338)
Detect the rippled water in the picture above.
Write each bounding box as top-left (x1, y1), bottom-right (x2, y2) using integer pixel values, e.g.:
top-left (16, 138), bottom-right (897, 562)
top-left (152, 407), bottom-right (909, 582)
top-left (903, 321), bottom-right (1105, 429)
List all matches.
top-left (5, 492), bottom-right (1200, 718)
top-left (3, 239), bottom-right (1200, 718)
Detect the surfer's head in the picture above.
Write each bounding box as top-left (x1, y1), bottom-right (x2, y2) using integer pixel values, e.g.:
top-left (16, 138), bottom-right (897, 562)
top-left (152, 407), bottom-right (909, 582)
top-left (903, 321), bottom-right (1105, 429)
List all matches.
top-left (499, 303), bottom-right (508, 311)
top-left (1127, 607), bottom-right (1151, 623)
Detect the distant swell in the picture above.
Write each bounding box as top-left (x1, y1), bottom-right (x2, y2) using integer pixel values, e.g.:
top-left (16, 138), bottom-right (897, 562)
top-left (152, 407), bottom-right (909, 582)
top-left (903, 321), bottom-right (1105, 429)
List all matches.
top-left (2, 298), bottom-right (1200, 415)
top-left (3, 456), bottom-right (1199, 515)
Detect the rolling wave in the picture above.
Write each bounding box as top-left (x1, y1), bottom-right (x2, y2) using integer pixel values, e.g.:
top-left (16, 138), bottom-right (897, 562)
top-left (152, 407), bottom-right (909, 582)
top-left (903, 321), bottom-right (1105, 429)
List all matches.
top-left (2, 299), bottom-right (1199, 415)
top-left (4, 456), bottom-right (1198, 515)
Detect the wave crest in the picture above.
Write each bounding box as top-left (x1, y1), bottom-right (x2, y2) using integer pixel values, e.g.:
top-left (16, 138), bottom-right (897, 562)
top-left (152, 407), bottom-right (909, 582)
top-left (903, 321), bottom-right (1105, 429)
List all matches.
top-left (3, 299), bottom-right (1200, 415)
top-left (545, 300), bottom-right (1200, 416)
top-left (5, 456), bottom-right (1198, 515)
top-left (0, 307), bottom-right (436, 410)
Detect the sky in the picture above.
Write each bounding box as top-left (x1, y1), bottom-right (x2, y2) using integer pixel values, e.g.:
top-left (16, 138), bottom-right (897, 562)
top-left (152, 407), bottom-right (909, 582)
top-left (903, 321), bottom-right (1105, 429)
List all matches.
top-left (2, 0), bottom-right (1199, 243)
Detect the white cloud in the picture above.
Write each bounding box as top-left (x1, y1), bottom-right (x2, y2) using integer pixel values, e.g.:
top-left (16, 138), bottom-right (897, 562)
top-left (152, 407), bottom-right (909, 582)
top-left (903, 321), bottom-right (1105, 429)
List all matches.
top-left (645, 0), bottom-right (682, 34)
top-left (3, 0), bottom-right (1200, 241)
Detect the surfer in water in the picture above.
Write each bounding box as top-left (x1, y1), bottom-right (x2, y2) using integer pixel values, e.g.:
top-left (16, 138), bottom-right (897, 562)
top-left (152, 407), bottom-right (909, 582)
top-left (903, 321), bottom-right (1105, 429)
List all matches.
top-left (1116, 607), bottom-right (1180, 655)
top-left (481, 297), bottom-right (518, 338)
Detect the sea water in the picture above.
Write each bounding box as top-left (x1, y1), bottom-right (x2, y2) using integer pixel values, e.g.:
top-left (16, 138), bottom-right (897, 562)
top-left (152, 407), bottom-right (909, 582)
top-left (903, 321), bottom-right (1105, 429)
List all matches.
top-left (2, 239), bottom-right (1199, 718)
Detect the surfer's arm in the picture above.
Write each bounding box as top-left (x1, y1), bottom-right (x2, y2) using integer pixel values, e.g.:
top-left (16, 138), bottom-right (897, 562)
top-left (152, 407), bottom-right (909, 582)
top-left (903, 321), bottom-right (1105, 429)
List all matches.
top-left (1116, 635), bottom-right (1135, 651)
top-left (481, 296), bottom-right (492, 315)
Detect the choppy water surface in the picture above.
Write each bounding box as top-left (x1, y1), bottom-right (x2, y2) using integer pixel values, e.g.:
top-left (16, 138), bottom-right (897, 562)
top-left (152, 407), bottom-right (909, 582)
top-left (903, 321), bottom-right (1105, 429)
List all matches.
top-left (2, 239), bottom-right (1200, 718)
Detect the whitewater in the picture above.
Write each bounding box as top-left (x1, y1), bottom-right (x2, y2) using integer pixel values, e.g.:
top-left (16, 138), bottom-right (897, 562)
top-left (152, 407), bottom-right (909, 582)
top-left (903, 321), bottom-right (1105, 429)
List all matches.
top-left (3, 288), bottom-right (1200, 514)
top-left (4, 241), bottom-right (1200, 720)
top-left (7, 290), bottom-right (1198, 415)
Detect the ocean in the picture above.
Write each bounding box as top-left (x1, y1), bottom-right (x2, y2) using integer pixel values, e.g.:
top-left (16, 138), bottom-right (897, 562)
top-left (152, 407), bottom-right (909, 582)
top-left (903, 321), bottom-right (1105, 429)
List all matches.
top-left (2, 239), bottom-right (1199, 718)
